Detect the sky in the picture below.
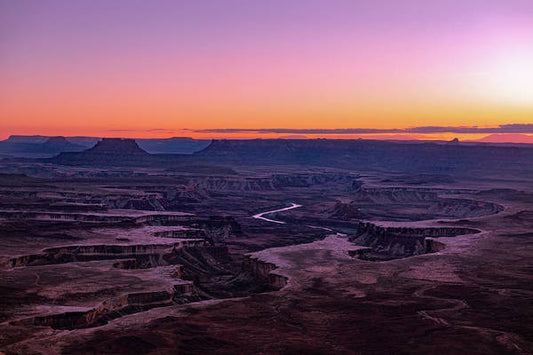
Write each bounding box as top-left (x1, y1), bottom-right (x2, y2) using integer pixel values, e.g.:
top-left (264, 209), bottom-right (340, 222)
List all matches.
top-left (1, 0), bottom-right (532, 141)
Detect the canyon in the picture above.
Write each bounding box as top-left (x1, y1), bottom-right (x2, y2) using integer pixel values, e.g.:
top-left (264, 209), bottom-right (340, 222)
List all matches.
top-left (0, 138), bottom-right (532, 354)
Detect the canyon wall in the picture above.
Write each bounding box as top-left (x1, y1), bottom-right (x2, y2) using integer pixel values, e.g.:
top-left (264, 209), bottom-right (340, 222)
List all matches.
top-left (242, 255), bottom-right (288, 290)
top-left (350, 222), bottom-right (479, 258)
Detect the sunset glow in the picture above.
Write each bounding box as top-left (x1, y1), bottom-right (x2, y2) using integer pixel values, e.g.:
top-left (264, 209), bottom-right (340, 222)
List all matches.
top-left (1, 1), bottom-right (532, 141)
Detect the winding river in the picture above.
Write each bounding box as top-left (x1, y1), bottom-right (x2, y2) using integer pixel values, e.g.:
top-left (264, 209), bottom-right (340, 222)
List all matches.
top-left (252, 203), bottom-right (302, 224)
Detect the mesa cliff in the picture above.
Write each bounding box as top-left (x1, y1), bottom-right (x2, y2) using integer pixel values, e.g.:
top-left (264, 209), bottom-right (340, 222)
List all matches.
top-left (195, 139), bottom-right (533, 175)
top-left (350, 222), bottom-right (480, 258)
top-left (85, 138), bottom-right (149, 154)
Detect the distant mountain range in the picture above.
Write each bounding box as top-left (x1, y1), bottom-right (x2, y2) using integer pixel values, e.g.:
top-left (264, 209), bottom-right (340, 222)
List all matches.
top-left (2, 135), bottom-right (532, 178)
top-left (0, 135), bottom-right (211, 157)
top-left (21, 137), bottom-right (528, 181)
top-left (193, 138), bottom-right (533, 177)
top-left (0, 136), bottom-right (85, 157)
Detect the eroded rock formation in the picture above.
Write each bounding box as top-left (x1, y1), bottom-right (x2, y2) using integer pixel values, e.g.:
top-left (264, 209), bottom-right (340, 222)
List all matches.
top-left (242, 255), bottom-right (288, 290)
top-left (16, 283), bottom-right (195, 330)
top-left (350, 222), bottom-right (479, 258)
top-left (86, 138), bottom-right (148, 155)
top-left (9, 240), bottom-right (206, 267)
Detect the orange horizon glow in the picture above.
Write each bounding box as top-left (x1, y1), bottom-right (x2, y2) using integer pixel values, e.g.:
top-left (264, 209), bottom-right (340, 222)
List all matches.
top-left (1, 1), bottom-right (532, 143)
top-left (1, 129), bottom-right (532, 144)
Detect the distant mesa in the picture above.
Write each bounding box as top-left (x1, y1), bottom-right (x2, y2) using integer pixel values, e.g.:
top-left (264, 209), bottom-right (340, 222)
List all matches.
top-left (136, 137), bottom-right (211, 154)
top-left (195, 138), bottom-right (533, 175)
top-left (448, 137), bottom-right (460, 144)
top-left (0, 135), bottom-right (211, 154)
top-left (45, 136), bottom-right (70, 144)
top-left (0, 135), bottom-right (84, 156)
top-left (43, 136), bottom-right (84, 150)
top-left (86, 138), bottom-right (149, 154)
top-left (5, 135), bottom-right (49, 143)
top-left (49, 138), bottom-right (150, 166)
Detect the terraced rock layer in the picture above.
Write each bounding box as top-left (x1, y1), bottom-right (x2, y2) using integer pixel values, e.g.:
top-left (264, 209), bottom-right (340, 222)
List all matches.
top-left (350, 222), bottom-right (480, 258)
top-left (14, 284), bottom-right (194, 330)
top-left (9, 240), bottom-right (206, 267)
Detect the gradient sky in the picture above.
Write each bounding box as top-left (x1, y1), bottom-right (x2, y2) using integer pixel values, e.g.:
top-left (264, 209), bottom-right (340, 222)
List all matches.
top-left (1, 0), bottom-right (532, 140)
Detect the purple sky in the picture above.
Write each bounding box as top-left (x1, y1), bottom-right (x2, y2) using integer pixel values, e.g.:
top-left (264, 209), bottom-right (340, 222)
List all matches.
top-left (1, 0), bottom-right (532, 139)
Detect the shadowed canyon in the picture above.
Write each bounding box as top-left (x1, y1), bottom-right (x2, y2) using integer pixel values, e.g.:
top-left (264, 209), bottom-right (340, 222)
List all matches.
top-left (0, 137), bottom-right (532, 354)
